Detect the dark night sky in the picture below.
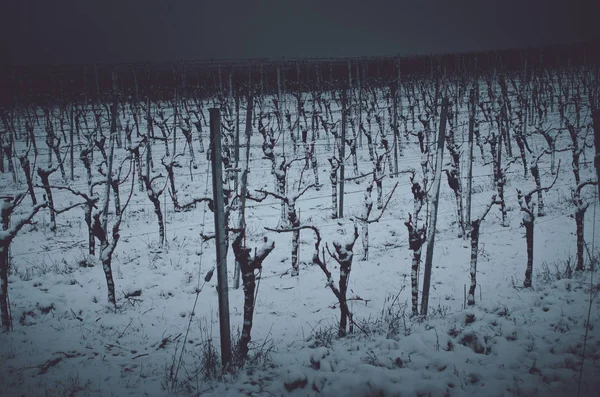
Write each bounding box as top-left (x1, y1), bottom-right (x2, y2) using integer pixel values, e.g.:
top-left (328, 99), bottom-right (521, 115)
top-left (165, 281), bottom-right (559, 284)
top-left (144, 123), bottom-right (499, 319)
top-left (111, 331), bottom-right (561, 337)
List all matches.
top-left (1, 0), bottom-right (598, 65)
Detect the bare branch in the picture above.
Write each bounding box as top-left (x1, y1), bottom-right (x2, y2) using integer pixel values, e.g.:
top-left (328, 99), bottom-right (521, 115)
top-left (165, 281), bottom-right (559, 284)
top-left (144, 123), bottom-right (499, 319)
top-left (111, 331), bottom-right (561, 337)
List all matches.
top-left (174, 194), bottom-right (214, 212)
top-left (55, 201), bottom-right (95, 215)
top-left (575, 180), bottom-right (598, 196)
top-left (246, 190), bottom-right (268, 203)
top-left (46, 185), bottom-right (98, 205)
top-left (355, 182), bottom-right (399, 224)
top-left (346, 171), bottom-right (374, 182)
top-left (525, 159), bottom-right (561, 202)
top-left (478, 195), bottom-right (503, 224)
top-left (284, 156), bottom-right (307, 170)
top-left (256, 189), bottom-right (286, 203)
top-left (291, 183), bottom-right (316, 201)
top-left (1, 200), bottom-right (48, 242)
top-left (120, 160), bottom-right (137, 214)
top-left (200, 233), bottom-right (216, 242)
top-left (325, 243), bottom-right (341, 265)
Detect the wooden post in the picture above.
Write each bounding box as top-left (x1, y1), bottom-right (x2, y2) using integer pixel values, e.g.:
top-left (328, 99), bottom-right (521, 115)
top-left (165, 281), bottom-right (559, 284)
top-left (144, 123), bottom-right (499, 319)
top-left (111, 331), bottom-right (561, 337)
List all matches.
top-left (277, 67), bottom-right (284, 156)
top-left (502, 100), bottom-right (512, 157)
top-left (593, 110), bottom-right (600, 198)
top-left (433, 73), bottom-right (440, 126)
top-left (70, 104), bottom-right (74, 180)
top-left (245, 94), bottom-right (254, 138)
top-left (393, 61), bottom-right (400, 176)
top-left (209, 108), bottom-right (232, 367)
top-left (421, 97), bottom-right (448, 316)
top-left (234, 87), bottom-right (240, 164)
top-left (0, 128), bottom-right (3, 173)
top-left (347, 60), bottom-right (352, 120)
top-left (297, 92), bottom-right (302, 153)
top-left (496, 114), bottom-right (505, 226)
top-left (164, 185), bottom-right (167, 244)
top-left (357, 63), bottom-right (362, 148)
top-left (454, 73), bottom-right (459, 137)
top-left (339, 89), bottom-right (347, 218)
top-left (297, 60), bottom-right (301, 143)
top-left (133, 69), bottom-right (141, 137)
top-left (466, 88), bottom-right (475, 225)
top-left (173, 88), bottom-right (178, 155)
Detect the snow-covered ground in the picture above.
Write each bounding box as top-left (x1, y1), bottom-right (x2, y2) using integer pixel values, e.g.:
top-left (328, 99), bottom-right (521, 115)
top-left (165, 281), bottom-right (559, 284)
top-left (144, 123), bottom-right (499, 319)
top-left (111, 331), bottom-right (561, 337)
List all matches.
top-left (1, 76), bottom-right (599, 396)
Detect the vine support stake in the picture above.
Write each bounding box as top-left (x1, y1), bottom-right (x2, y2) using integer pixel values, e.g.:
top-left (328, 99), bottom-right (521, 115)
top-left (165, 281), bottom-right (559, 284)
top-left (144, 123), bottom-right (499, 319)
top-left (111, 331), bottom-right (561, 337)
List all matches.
top-left (421, 96), bottom-right (448, 316)
top-left (210, 108), bottom-right (232, 368)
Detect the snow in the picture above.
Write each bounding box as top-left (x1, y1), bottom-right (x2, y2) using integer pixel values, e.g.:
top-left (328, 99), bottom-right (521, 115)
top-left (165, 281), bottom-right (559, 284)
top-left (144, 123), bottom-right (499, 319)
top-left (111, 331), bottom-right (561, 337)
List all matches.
top-left (1, 74), bottom-right (600, 397)
top-left (255, 240), bottom-right (275, 259)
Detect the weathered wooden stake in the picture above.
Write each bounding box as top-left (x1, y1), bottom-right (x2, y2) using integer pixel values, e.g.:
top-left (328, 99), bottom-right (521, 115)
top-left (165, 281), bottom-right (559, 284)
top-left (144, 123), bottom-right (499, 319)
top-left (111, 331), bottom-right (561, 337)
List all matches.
top-left (209, 108), bottom-right (232, 367)
top-left (173, 88), bottom-right (178, 155)
top-left (593, 110), bottom-right (600, 198)
top-left (466, 88), bottom-right (475, 225)
top-left (234, 87), bottom-right (240, 164)
top-left (277, 67), bottom-right (284, 157)
top-left (70, 105), bottom-right (74, 180)
top-left (357, 63), bottom-right (362, 148)
top-left (421, 97), bottom-right (448, 316)
top-left (393, 61), bottom-right (400, 176)
top-left (339, 89), bottom-right (347, 218)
